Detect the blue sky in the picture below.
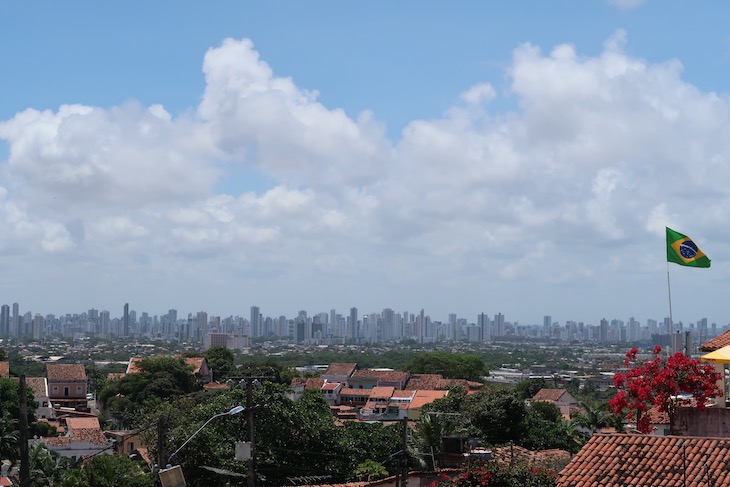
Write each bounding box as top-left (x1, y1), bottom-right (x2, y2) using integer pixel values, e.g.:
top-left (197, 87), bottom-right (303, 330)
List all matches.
top-left (1, 0), bottom-right (729, 329)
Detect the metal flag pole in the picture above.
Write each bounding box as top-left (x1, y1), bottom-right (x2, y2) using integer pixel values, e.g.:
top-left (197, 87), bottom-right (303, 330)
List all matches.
top-left (667, 262), bottom-right (674, 335)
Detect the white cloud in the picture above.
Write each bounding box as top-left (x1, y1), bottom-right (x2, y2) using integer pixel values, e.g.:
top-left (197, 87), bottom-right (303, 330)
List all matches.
top-left (1, 32), bottom-right (730, 322)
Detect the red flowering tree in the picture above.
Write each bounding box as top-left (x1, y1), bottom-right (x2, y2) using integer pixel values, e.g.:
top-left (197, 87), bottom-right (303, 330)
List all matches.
top-left (609, 346), bottom-right (722, 434)
top-left (427, 464), bottom-right (557, 487)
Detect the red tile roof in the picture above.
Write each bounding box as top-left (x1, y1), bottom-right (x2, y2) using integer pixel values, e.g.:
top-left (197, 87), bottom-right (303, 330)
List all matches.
top-left (532, 388), bottom-right (571, 402)
top-left (46, 364), bottom-right (86, 382)
top-left (407, 390), bottom-right (449, 410)
top-left (66, 417), bottom-right (101, 431)
top-left (0, 361), bottom-right (8, 378)
top-left (491, 444), bottom-right (571, 466)
top-left (25, 377), bottom-right (48, 397)
top-left (183, 356), bottom-right (206, 375)
top-left (351, 369), bottom-right (409, 383)
top-left (405, 374), bottom-right (444, 390)
top-left (203, 382), bottom-right (230, 391)
top-left (557, 434), bottom-right (730, 486)
top-left (700, 330), bottom-right (730, 351)
top-left (323, 363), bottom-right (358, 377)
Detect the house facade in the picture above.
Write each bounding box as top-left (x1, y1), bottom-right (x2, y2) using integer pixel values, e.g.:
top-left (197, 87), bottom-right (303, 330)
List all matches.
top-left (46, 364), bottom-right (87, 409)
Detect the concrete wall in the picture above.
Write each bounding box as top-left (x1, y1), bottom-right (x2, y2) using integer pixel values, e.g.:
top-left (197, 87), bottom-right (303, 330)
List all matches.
top-left (673, 407), bottom-right (730, 437)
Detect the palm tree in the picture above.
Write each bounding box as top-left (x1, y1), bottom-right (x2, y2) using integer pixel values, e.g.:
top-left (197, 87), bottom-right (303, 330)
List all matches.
top-left (0, 414), bottom-right (19, 463)
top-left (409, 412), bottom-right (466, 470)
top-left (570, 402), bottom-right (611, 434)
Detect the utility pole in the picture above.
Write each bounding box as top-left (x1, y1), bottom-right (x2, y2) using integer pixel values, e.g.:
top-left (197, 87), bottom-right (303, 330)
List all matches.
top-left (247, 378), bottom-right (255, 487)
top-left (19, 375), bottom-right (30, 487)
top-left (401, 417), bottom-right (408, 487)
top-left (227, 368), bottom-right (275, 487)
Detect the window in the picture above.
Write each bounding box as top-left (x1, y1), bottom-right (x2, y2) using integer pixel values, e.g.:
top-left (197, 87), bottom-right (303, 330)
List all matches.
top-left (64, 387), bottom-right (69, 397)
top-left (76, 386), bottom-right (82, 394)
top-left (53, 386), bottom-right (58, 393)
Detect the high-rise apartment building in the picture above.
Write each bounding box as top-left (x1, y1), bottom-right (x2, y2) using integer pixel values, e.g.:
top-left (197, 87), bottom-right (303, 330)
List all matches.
top-left (349, 307), bottom-right (358, 340)
top-left (478, 313), bottom-right (490, 341)
top-left (494, 313), bottom-right (505, 337)
top-left (123, 303), bottom-right (130, 337)
top-left (250, 306), bottom-right (261, 338)
top-left (0, 305), bottom-right (8, 336)
top-left (12, 303), bottom-right (19, 336)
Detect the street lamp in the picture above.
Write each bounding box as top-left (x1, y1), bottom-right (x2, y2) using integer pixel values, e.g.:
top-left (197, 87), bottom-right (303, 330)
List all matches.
top-left (168, 405), bottom-right (245, 464)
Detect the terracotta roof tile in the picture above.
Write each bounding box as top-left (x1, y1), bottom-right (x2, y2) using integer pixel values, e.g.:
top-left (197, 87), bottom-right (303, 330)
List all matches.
top-left (25, 377), bottom-right (48, 397)
top-left (203, 382), bottom-right (230, 391)
top-left (532, 388), bottom-right (570, 402)
top-left (183, 357), bottom-right (205, 374)
top-left (66, 417), bottom-right (101, 430)
top-left (351, 369), bottom-right (410, 383)
top-left (557, 434), bottom-right (730, 486)
top-left (407, 390), bottom-right (449, 409)
top-left (700, 330), bottom-right (730, 351)
top-left (405, 374), bottom-right (444, 390)
top-left (323, 363), bottom-right (358, 377)
top-left (305, 378), bottom-right (325, 390)
top-left (492, 445), bottom-right (571, 466)
top-left (46, 364), bottom-right (86, 382)
top-left (0, 361), bottom-right (8, 378)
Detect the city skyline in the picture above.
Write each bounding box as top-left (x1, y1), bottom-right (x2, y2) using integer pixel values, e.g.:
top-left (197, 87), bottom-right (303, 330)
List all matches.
top-left (2, 2), bottom-right (730, 324)
top-left (0, 300), bottom-right (719, 335)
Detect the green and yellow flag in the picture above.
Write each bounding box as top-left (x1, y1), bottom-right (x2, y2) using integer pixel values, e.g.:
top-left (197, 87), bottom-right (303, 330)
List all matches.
top-left (666, 227), bottom-right (711, 268)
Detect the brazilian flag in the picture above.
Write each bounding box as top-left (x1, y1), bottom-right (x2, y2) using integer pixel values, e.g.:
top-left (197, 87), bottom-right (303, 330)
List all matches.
top-left (666, 227), bottom-right (711, 268)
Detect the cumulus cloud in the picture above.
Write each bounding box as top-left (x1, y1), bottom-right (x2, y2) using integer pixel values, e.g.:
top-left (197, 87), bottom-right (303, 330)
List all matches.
top-left (1, 32), bottom-right (729, 320)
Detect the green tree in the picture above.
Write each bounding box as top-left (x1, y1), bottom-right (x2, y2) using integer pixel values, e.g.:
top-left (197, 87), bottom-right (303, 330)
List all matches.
top-left (571, 402), bottom-right (611, 434)
top-left (61, 454), bottom-right (153, 487)
top-left (513, 378), bottom-right (547, 401)
top-left (99, 357), bottom-right (197, 426)
top-left (521, 402), bottom-right (576, 452)
top-left (404, 352), bottom-right (487, 382)
top-left (28, 443), bottom-right (70, 487)
top-left (462, 388), bottom-right (526, 445)
top-left (0, 414), bottom-right (19, 463)
top-left (0, 378), bottom-right (36, 425)
top-left (354, 460), bottom-right (388, 481)
top-left (206, 346), bottom-right (234, 381)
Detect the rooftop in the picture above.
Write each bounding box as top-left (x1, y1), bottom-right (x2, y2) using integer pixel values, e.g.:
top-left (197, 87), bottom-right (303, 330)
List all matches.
top-left (0, 361), bottom-right (8, 379)
top-left (322, 363), bottom-right (358, 378)
top-left (700, 330), bottom-right (730, 352)
top-left (557, 434), bottom-right (730, 486)
top-left (46, 364), bottom-right (86, 382)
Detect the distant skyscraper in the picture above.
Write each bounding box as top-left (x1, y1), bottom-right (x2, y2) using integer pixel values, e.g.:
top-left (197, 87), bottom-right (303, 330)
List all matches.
top-left (478, 313), bottom-right (490, 341)
top-left (100, 310), bottom-right (110, 335)
top-left (32, 314), bottom-right (43, 340)
top-left (0, 305), bottom-right (8, 336)
top-left (12, 303), bottom-right (19, 336)
top-left (543, 315), bottom-right (552, 336)
top-left (251, 306), bottom-right (261, 338)
top-left (123, 303), bottom-right (130, 337)
top-left (494, 313), bottom-right (505, 337)
top-left (349, 307), bottom-right (358, 340)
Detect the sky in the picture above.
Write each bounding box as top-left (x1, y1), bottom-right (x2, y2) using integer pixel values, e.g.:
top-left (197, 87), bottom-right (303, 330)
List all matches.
top-left (1, 1), bottom-right (730, 327)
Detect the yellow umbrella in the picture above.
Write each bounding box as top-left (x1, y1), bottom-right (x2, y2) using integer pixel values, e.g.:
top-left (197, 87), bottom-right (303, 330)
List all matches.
top-left (701, 345), bottom-right (730, 364)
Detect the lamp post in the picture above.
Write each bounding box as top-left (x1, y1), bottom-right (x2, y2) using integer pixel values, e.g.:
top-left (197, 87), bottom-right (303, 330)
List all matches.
top-left (168, 405), bottom-right (245, 464)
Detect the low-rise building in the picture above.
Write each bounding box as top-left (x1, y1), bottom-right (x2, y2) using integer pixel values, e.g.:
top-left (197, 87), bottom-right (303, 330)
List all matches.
top-left (46, 364), bottom-right (87, 409)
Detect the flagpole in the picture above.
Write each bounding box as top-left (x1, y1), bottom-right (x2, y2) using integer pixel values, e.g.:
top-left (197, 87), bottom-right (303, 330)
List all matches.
top-left (667, 263), bottom-right (674, 336)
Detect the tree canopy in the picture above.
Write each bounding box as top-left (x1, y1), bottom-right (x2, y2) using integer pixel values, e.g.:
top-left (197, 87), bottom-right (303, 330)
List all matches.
top-left (404, 352), bottom-right (487, 382)
top-left (99, 357), bottom-right (197, 427)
